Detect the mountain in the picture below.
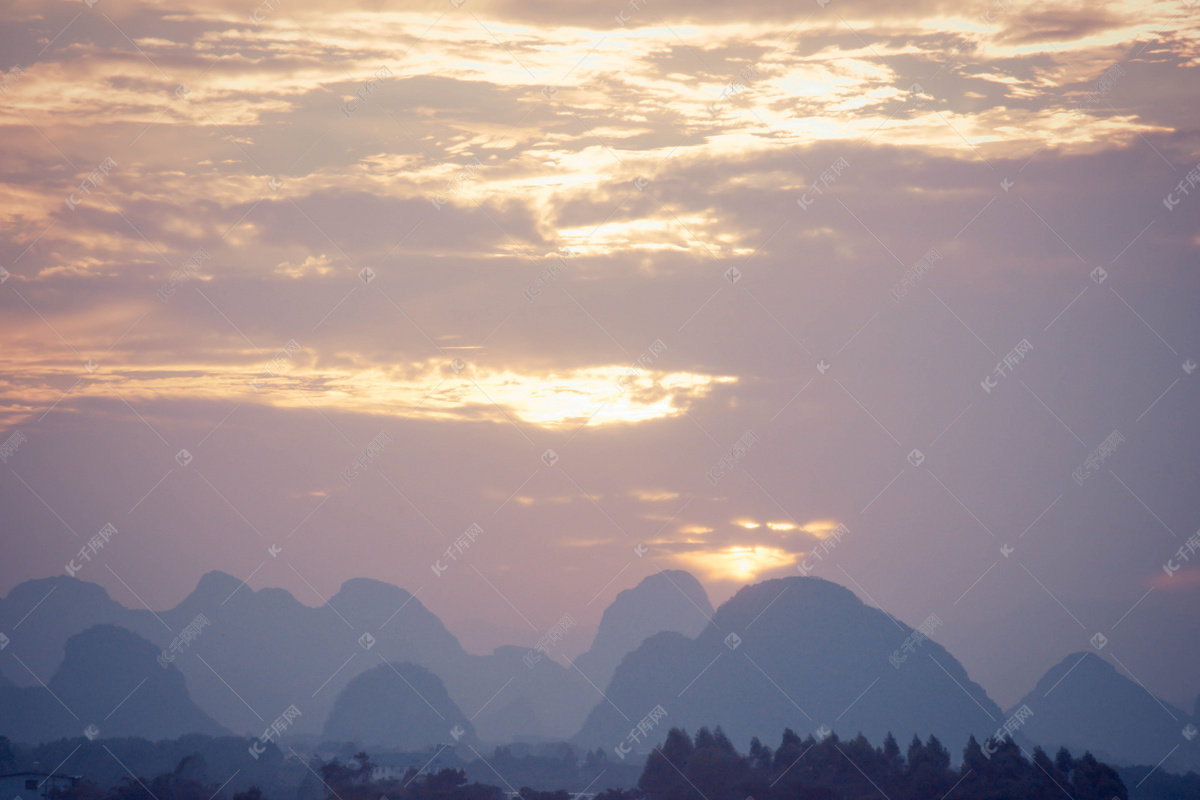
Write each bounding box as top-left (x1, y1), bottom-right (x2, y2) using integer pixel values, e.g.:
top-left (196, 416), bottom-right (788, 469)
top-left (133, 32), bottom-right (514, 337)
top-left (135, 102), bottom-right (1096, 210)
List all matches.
top-left (323, 661), bottom-right (473, 749)
top-left (0, 624), bottom-right (226, 743)
top-left (573, 570), bottom-right (713, 691)
top-left (573, 576), bottom-right (1003, 753)
top-left (0, 570), bottom-right (716, 743)
top-left (1007, 651), bottom-right (1199, 773)
top-left (0, 576), bottom-right (164, 684)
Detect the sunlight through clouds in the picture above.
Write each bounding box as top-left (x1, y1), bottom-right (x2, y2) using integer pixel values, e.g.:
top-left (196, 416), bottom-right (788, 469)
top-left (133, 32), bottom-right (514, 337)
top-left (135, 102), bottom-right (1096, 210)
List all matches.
top-left (675, 545), bottom-right (797, 582)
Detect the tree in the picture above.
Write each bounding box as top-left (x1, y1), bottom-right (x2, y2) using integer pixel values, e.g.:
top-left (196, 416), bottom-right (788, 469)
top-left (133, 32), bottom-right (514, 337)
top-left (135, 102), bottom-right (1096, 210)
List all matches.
top-left (639, 729), bottom-right (697, 800)
top-left (1071, 752), bottom-right (1127, 800)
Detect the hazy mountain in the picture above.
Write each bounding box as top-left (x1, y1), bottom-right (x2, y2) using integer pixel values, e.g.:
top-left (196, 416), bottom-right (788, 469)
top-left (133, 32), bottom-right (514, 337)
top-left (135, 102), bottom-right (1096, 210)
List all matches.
top-left (0, 624), bottom-right (225, 743)
top-left (574, 576), bottom-right (1003, 753)
top-left (0, 576), bottom-right (166, 683)
top-left (323, 661), bottom-right (474, 749)
top-left (1008, 651), bottom-right (1199, 772)
top-left (0, 570), bottom-right (717, 743)
top-left (573, 570), bottom-right (713, 691)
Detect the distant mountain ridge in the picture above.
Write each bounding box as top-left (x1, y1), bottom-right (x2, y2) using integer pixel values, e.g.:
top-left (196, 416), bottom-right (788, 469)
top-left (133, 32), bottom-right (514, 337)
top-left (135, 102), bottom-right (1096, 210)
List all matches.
top-left (0, 569), bottom-right (715, 743)
top-left (323, 661), bottom-right (475, 749)
top-left (5, 569), bottom-right (1196, 778)
top-left (574, 576), bottom-right (1003, 752)
top-left (0, 623), bottom-right (226, 742)
top-left (573, 569), bottom-right (713, 691)
top-left (1007, 651), bottom-right (1199, 773)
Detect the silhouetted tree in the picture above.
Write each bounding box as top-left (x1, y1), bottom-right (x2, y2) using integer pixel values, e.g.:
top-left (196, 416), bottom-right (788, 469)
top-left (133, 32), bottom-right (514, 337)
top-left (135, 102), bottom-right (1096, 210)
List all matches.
top-left (636, 727), bottom-right (1129, 800)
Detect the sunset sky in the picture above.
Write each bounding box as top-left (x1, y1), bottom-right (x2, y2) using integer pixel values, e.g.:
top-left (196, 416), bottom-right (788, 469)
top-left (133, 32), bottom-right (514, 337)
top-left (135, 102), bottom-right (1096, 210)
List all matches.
top-left (2, 0), bottom-right (1199, 710)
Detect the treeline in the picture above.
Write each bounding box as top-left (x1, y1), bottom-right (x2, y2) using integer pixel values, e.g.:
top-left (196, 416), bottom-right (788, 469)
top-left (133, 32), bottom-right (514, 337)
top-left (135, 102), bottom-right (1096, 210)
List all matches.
top-left (32, 729), bottom-right (1140, 800)
top-left (628, 727), bottom-right (1127, 800)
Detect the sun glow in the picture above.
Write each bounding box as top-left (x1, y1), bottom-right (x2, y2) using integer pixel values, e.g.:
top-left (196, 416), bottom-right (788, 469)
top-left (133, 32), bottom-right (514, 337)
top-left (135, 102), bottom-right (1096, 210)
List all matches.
top-left (0, 359), bottom-right (737, 430)
top-left (676, 546), bottom-right (797, 582)
top-left (801, 519), bottom-right (843, 539)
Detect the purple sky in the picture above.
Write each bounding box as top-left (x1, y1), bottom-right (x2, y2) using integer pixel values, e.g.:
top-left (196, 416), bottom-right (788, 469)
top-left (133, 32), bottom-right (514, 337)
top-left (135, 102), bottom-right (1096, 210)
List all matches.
top-left (1, 0), bottom-right (1199, 711)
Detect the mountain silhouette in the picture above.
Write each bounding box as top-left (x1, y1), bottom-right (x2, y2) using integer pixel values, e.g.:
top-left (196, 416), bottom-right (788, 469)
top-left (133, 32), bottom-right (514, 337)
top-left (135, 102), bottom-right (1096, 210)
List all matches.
top-left (323, 661), bottom-right (474, 749)
top-left (1008, 651), bottom-right (1198, 772)
top-left (573, 576), bottom-right (1002, 752)
top-left (0, 624), bottom-right (225, 743)
top-left (0, 570), bottom-right (717, 743)
top-left (573, 570), bottom-right (713, 691)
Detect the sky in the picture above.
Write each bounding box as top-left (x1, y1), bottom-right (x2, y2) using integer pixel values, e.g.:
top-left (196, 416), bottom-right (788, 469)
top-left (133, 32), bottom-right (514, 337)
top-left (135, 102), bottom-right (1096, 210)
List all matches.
top-left (1, 0), bottom-right (1199, 711)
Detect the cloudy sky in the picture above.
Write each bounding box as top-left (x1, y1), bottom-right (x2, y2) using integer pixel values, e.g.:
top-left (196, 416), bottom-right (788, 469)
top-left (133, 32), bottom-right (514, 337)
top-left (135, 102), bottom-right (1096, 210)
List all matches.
top-left (1, 0), bottom-right (1199, 710)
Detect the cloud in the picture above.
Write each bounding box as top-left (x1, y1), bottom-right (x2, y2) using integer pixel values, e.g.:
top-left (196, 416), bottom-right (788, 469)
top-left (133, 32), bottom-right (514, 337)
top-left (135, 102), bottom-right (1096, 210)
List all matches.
top-left (1, 0), bottom-right (1198, 711)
